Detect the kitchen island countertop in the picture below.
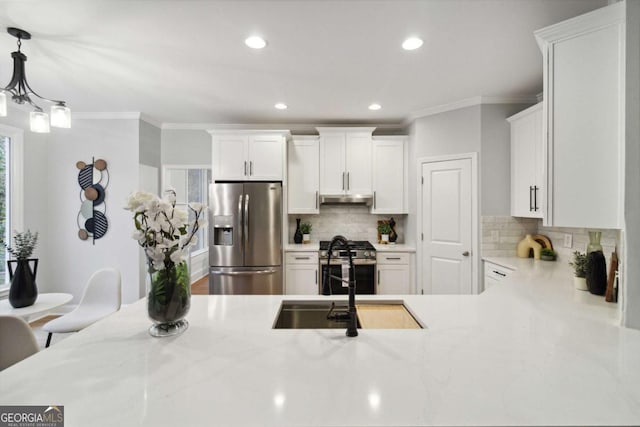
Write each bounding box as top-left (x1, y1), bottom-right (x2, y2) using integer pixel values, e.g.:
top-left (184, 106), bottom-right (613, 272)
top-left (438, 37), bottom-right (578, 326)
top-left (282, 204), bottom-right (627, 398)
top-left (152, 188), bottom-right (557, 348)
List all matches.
top-left (1, 260), bottom-right (638, 426)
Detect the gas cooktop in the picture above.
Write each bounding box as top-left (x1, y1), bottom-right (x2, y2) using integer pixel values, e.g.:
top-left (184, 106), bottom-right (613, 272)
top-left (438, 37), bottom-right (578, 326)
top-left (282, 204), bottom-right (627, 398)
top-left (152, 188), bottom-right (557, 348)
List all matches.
top-left (318, 240), bottom-right (376, 251)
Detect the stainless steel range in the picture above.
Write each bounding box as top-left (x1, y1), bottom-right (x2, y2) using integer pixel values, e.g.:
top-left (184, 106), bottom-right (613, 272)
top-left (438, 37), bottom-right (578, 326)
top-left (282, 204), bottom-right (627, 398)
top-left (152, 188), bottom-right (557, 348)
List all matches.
top-left (319, 240), bottom-right (376, 294)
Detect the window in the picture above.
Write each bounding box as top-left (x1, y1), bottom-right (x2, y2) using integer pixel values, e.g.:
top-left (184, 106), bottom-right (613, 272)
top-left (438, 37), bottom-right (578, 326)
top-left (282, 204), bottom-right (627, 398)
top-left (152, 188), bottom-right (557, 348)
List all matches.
top-left (163, 166), bottom-right (211, 254)
top-left (0, 136), bottom-right (8, 283)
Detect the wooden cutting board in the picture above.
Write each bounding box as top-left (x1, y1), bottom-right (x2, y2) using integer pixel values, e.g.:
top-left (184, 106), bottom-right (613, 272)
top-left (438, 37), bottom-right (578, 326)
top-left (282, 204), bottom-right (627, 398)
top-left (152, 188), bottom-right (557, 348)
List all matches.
top-left (356, 304), bottom-right (422, 329)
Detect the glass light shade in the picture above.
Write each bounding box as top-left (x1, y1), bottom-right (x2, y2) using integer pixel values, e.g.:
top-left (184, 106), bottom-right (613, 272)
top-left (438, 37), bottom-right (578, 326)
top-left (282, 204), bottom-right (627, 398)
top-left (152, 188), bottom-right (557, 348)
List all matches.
top-left (0, 92), bottom-right (6, 117)
top-left (30, 111), bottom-right (50, 133)
top-left (50, 104), bottom-right (71, 128)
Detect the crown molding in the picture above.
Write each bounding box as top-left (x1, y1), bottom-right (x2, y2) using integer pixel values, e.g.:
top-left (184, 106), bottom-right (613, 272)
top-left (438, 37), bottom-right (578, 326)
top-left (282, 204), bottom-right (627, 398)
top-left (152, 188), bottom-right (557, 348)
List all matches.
top-left (404, 95), bottom-right (539, 124)
top-left (163, 122), bottom-right (404, 134)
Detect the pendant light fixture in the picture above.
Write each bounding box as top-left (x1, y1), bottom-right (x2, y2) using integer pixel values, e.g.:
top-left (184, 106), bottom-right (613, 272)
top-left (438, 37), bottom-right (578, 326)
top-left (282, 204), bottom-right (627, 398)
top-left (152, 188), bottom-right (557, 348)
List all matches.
top-left (0, 27), bottom-right (70, 133)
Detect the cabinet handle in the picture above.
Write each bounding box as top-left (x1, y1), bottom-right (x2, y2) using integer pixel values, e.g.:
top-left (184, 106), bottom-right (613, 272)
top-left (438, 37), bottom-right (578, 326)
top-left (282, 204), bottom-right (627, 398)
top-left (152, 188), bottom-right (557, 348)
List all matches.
top-left (250, 161), bottom-right (253, 176)
top-left (342, 172), bottom-right (345, 190)
top-left (244, 161), bottom-right (247, 176)
top-left (374, 191), bottom-right (376, 209)
top-left (534, 186), bottom-right (538, 212)
top-left (529, 186), bottom-right (534, 211)
top-left (347, 172), bottom-right (350, 191)
top-left (377, 270), bottom-right (380, 284)
top-left (295, 257), bottom-right (310, 260)
top-left (386, 257), bottom-right (401, 260)
top-left (315, 270), bottom-right (318, 284)
top-left (315, 191), bottom-right (319, 209)
top-left (493, 270), bottom-right (506, 277)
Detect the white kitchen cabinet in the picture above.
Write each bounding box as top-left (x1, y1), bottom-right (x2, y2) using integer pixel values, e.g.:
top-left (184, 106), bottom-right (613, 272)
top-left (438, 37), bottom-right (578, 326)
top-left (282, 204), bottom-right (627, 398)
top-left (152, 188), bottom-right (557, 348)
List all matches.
top-left (285, 252), bottom-right (319, 295)
top-left (377, 252), bottom-right (411, 294)
top-left (483, 261), bottom-right (514, 292)
top-left (210, 130), bottom-right (289, 181)
top-left (317, 127), bottom-right (374, 196)
top-left (372, 137), bottom-right (407, 214)
top-left (535, 3), bottom-right (624, 229)
top-left (288, 137), bottom-right (320, 214)
top-left (508, 103), bottom-right (543, 219)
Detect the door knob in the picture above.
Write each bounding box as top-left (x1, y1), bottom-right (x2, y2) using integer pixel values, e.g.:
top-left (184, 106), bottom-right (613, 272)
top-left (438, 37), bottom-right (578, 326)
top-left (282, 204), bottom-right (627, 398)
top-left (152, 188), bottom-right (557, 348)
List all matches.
top-left (462, 251), bottom-right (470, 257)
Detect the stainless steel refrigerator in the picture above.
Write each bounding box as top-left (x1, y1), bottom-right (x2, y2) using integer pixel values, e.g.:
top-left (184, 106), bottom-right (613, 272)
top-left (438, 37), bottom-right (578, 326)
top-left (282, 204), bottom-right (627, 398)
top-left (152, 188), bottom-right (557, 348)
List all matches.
top-left (209, 182), bottom-right (283, 294)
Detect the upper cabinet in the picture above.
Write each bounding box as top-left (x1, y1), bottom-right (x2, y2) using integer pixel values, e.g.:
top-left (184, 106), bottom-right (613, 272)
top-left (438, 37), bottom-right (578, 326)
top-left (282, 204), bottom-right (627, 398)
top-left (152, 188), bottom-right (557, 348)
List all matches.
top-left (372, 136), bottom-right (408, 214)
top-left (288, 136), bottom-right (320, 214)
top-left (317, 127), bottom-right (374, 195)
top-left (535, 3), bottom-right (624, 229)
top-left (209, 130), bottom-right (289, 181)
top-left (508, 103), bottom-right (543, 219)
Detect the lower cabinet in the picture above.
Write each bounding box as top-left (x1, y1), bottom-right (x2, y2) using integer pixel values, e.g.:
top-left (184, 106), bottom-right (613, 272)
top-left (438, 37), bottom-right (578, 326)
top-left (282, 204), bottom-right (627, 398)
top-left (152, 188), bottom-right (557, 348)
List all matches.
top-left (376, 252), bottom-right (411, 294)
top-left (483, 261), bottom-right (514, 292)
top-left (285, 252), bottom-right (319, 295)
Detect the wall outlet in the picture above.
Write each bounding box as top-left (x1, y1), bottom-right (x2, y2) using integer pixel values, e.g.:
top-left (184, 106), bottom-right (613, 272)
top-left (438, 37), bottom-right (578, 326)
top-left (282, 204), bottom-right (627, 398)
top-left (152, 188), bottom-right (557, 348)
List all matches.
top-left (563, 233), bottom-right (573, 248)
top-left (491, 230), bottom-right (499, 243)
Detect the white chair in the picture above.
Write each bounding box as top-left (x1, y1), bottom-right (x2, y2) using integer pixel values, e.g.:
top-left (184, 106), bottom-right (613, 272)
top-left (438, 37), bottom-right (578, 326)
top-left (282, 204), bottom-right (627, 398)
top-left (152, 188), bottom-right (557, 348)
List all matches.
top-left (43, 268), bottom-right (121, 347)
top-left (0, 315), bottom-right (40, 370)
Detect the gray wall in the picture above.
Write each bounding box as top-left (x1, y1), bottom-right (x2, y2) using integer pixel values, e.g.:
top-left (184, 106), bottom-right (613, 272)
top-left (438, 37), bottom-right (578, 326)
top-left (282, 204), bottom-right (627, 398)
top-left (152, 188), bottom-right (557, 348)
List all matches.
top-left (624, 0), bottom-right (640, 329)
top-left (161, 129), bottom-right (211, 166)
top-left (139, 120), bottom-right (161, 168)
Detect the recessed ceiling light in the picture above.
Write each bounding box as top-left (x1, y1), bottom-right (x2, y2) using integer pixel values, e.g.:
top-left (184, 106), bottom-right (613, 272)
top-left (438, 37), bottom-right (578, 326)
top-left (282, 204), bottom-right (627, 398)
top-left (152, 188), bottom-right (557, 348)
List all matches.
top-left (274, 103), bottom-right (287, 110)
top-left (402, 37), bottom-right (423, 51)
top-left (245, 36), bottom-right (267, 49)
top-left (368, 103), bottom-right (382, 111)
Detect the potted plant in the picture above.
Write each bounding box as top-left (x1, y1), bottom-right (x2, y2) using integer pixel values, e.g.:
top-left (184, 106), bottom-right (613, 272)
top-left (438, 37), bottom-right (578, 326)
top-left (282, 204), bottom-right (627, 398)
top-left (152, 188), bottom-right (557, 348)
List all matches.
top-left (1, 230), bottom-right (39, 308)
top-left (540, 248), bottom-right (557, 261)
top-left (300, 222), bottom-right (312, 243)
top-left (569, 251), bottom-right (588, 290)
top-left (378, 223), bottom-right (392, 244)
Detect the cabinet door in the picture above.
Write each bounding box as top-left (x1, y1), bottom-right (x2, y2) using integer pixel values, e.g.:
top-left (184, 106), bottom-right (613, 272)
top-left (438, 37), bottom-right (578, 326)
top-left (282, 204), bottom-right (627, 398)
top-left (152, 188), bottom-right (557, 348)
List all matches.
top-left (510, 105), bottom-right (542, 218)
top-left (248, 135), bottom-right (283, 181)
top-left (319, 133), bottom-right (346, 194)
top-left (537, 3), bottom-right (623, 228)
top-left (377, 264), bottom-right (410, 295)
top-left (288, 139), bottom-right (319, 213)
top-left (345, 133), bottom-right (372, 195)
top-left (372, 139), bottom-right (405, 213)
top-left (213, 135), bottom-right (248, 181)
top-left (286, 264), bottom-right (319, 295)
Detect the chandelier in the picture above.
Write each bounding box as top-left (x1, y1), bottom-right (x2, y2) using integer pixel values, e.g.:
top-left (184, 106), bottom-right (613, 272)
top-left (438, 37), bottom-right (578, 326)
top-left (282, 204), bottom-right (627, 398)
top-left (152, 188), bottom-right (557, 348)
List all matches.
top-left (0, 27), bottom-right (70, 133)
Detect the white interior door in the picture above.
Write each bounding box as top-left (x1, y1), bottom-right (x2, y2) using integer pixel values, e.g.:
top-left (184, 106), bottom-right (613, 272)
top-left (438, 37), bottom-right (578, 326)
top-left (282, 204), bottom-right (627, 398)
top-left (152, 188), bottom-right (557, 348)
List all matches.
top-left (421, 158), bottom-right (472, 294)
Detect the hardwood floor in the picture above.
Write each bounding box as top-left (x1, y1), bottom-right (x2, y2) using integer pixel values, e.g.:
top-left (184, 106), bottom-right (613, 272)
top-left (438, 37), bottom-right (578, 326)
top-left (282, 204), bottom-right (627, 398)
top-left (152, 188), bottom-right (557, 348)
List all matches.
top-left (191, 275), bottom-right (209, 295)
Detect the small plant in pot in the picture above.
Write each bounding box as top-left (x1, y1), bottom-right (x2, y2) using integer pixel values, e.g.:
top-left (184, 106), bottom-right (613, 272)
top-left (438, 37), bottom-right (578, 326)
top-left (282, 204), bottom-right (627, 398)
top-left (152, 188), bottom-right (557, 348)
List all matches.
top-left (540, 248), bottom-right (557, 261)
top-left (300, 222), bottom-right (312, 243)
top-left (378, 223), bottom-right (392, 244)
top-left (569, 251), bottom-right (588, 291)
top-left (1, 230), bottom-right (39, 308)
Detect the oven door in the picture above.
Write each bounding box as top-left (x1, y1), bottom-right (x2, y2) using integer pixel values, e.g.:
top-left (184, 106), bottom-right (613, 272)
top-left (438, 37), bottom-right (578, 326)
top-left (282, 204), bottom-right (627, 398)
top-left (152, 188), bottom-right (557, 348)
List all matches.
top-left (320, 262), bottom-right (375, 295)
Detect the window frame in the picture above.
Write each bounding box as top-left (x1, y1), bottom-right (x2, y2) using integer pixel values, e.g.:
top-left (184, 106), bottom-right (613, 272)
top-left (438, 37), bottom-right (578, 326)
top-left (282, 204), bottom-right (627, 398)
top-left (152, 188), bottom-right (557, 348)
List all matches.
top-left (0, 123), bottom-right (24, 289)
top-left (161, 164), bottom-right (211, 257)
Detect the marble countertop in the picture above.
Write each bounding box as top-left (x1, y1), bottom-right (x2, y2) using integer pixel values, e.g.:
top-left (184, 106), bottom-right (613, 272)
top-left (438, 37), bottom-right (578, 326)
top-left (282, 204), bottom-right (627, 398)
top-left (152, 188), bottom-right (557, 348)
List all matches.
top-left (373, 243), bottom-right (416, 252)
top-left (284, 243), bottom-right (319, 251)
top-left (1, 261), bottom-right (638, 426)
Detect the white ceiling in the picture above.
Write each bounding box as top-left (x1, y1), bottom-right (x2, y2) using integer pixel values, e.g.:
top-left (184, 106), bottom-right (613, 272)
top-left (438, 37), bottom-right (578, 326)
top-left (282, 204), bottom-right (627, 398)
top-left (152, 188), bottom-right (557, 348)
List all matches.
top-left (0, 0), bottom-right (606, 127)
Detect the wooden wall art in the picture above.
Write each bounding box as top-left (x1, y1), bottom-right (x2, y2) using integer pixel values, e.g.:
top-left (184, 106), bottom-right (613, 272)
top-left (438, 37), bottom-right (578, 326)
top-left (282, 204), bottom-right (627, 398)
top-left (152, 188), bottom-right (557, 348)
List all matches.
top-left (76, 158), bottom-right (109, 243)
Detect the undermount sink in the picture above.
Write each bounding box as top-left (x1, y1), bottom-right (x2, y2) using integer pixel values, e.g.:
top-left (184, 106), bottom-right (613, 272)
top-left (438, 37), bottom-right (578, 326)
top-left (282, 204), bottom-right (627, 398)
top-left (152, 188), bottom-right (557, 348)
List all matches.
top-left (273, 300), bottom-right (424, 330)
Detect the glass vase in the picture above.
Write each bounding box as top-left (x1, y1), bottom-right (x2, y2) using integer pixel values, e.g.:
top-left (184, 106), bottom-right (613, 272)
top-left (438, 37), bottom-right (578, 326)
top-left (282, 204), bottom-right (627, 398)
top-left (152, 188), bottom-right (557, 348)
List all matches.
top-left (147, 261), bottom-right (191, 337)
top-left (586, 231), bottom-right (603, 253)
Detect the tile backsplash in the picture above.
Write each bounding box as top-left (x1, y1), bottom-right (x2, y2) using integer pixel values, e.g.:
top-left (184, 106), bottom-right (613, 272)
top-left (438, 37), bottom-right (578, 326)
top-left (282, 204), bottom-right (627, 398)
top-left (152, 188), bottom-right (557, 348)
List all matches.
top-left (289, 206), bottom-right (405, 243)
top-left (481, 216), bottom-right (620, 264)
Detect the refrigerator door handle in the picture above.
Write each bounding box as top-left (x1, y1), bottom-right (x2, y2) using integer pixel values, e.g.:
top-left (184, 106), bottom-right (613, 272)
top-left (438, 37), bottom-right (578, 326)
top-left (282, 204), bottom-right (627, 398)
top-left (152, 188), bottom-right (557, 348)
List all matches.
top-left (244, 194), bottom-right (250, 253)
top-left (238, 194), bottom-right (244, 253)
top-left (210, 269), bottom-right (277, 276)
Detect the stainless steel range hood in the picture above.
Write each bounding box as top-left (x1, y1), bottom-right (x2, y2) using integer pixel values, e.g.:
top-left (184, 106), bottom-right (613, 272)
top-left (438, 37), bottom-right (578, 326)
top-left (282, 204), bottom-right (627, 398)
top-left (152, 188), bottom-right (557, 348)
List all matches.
top-left (319, 194), bottom-right (373, 206)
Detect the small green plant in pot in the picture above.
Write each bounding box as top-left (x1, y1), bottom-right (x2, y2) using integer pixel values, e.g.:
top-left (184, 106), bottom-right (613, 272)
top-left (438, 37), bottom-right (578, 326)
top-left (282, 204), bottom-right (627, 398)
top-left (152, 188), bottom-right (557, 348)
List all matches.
top-left (540, 248), bottom-right (557, 261)
top-left (1, 230), bottom-right (39, 308)
top-left (569, 251), bottom-right (588, 291)
top-left (378, 223), bottom-right (392, 244)
top-left (300, 222), bottom-right (312, 243)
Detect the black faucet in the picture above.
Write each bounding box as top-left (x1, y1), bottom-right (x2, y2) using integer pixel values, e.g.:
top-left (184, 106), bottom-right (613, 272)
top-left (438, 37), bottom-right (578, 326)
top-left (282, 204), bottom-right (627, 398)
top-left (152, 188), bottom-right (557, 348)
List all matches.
top-left (322, 235), bottom-right (358, 337)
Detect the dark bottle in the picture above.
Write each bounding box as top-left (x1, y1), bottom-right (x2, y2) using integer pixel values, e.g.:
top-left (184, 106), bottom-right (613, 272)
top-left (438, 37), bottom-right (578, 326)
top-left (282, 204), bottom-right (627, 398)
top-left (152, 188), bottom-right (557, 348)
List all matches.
top-left (294, 218), bottom-right (303, 244)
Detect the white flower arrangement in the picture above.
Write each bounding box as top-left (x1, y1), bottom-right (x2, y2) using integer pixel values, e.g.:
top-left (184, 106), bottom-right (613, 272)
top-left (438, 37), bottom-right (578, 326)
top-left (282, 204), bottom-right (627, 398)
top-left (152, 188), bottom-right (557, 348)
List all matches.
top-left (125, 190), bottom-right (206, 271)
